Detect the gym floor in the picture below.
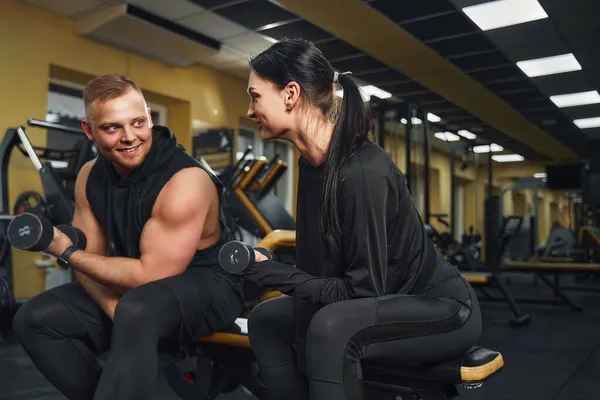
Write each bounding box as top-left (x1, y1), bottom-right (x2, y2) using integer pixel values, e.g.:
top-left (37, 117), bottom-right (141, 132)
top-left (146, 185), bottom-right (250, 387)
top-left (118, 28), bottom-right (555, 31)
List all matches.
top-left (1, 275), bottom-right (600, 400)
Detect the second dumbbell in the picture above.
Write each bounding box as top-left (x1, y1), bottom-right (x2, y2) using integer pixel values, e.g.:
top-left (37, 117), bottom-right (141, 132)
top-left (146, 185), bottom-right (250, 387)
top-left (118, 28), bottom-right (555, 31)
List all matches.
top-left (218, 241), bottom-right (274, 275)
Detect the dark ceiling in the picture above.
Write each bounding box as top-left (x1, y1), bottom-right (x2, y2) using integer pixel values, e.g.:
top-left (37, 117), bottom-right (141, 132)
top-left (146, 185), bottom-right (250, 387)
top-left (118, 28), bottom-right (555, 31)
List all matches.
top-left (188, 0), bottom-right (597, 162)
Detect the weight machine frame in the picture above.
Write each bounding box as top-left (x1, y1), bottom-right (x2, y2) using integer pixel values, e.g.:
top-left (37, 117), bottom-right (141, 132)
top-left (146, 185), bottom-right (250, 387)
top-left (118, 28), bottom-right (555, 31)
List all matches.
top-left (500, 178), bottom-right (545, 258)
top-left (0, 119), bottom-right (88, 291)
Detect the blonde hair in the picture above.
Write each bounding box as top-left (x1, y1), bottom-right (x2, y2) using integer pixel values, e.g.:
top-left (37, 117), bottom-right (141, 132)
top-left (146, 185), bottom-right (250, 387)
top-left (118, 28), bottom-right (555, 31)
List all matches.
top-left (83, 73), bottom-right (143, 114)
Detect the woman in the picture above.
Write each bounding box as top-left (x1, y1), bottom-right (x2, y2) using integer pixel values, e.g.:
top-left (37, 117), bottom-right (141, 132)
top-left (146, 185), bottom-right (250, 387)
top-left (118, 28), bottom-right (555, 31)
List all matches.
top-left (241, 38), bottom-right (481, 400)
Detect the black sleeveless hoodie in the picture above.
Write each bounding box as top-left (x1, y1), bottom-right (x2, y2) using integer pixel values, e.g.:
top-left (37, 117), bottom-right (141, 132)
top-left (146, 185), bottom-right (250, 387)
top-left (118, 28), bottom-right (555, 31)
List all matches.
top-left (86, 125), bottom-right (231, 266)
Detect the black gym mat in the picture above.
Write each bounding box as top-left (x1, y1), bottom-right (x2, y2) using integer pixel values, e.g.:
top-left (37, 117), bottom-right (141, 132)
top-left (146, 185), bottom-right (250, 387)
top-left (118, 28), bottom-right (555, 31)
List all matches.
top-left (2, 276), bottom-right (600, 399)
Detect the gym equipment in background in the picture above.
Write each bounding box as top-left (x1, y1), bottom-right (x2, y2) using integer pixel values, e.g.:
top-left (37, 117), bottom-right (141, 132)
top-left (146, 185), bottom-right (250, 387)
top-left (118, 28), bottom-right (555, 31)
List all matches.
top-left (1, 119), bottom-right (96, 226)
top-left (0, 119), bottom-right (96, 292)
top-left (459, 215), bottom-right (531, 326)
top-left (198, 146), bottom-right (296, 265)
top-left (223, 148), bottom-right (295, 237)
top-left (501, 178), bottom-right (545, 261)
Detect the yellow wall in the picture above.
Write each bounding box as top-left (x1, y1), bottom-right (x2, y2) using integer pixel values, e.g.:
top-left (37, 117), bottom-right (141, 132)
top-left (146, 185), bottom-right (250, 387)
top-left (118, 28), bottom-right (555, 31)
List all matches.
top-left (2, 0), bottom-right (251, 298)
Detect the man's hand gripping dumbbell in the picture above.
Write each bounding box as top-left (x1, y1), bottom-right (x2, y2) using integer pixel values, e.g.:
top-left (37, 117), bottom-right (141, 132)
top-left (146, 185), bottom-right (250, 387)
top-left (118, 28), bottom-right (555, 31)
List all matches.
top-left (7, 212), bottom-right (87, 267)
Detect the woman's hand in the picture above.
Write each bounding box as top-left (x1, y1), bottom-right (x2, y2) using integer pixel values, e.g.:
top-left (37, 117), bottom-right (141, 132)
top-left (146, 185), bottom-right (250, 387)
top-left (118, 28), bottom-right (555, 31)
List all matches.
top-left (254, 250), bottom-right (268, 263)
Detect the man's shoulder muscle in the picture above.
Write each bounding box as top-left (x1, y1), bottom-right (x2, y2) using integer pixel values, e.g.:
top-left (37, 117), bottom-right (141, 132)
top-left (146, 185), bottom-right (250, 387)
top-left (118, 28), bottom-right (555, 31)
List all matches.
top-left (154, 167), bottom-right (218, 222)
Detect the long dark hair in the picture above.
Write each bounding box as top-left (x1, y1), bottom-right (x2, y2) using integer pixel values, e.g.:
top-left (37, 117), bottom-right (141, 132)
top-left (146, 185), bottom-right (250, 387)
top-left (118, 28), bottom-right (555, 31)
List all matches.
top-left (249, 38), bottom-right (372, 248)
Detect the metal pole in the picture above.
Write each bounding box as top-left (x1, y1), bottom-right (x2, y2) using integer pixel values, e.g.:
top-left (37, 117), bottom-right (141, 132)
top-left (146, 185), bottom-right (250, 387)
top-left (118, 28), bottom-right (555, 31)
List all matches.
top-left (533, 186), bottom-right (539, 250)
top-left (488, 147), bottom-right (493, 198)
top-left (450, 146), bottom-right (456, 240)
top-left (423, 111), bottom-right (431, 225)
top-left (17, 127), bottom-right (42, 171)
top-left (405, 106), bottom-right (413, 194)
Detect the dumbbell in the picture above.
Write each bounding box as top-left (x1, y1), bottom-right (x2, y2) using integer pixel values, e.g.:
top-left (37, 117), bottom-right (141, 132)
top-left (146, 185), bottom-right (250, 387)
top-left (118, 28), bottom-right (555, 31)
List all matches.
top-left (218, 241), bottom-right (275, 275)
top-left (6, 212), bottom-right (87, 252)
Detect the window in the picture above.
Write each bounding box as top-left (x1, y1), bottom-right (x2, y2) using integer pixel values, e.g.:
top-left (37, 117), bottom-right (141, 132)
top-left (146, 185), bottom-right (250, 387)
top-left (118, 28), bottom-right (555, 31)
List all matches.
top-left (46, 82), bottom-right (87, 151)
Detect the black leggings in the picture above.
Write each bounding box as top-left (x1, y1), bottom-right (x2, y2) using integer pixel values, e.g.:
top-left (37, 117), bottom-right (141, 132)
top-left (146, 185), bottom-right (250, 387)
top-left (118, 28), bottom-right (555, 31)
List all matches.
top-left (248, 261), bottom-right (481, 400)
top-left (12, 269), bottom-right (243, 400)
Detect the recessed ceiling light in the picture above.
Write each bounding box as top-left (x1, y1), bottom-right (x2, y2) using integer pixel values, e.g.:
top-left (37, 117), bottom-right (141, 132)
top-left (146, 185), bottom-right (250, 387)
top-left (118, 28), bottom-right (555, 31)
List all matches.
top-left (517, 53), bottom-right (582, 78)
top-left (457, 130), bottom-right (477, 139)
top-left (427, 113), bottom-right (441, 123)
top-left (411, 117), bottom-right (423, 125)
top-left (263, 35), bottom-right (279, 44)
top-left (473, 143), bottom-right (504, 153)
top-left (492, 154), bottom-right (525, 162)
top-left (550, 91), bottom-right (600, 108)
top-left (434, 132), bottom-right (461, 142)
top-left (400, 118), bottom-right (408, 124)
top-left (336, 85), bottom-right (392, 101)
top-left (574, 117), bottom-right (600, 129)
top-left (462, 0), bottom-right (548, 31)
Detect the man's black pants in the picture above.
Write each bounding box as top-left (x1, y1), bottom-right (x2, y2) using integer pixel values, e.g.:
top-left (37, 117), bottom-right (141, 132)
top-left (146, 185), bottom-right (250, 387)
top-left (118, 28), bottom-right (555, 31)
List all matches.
top-left (12, 268), bottom-right (244, 400)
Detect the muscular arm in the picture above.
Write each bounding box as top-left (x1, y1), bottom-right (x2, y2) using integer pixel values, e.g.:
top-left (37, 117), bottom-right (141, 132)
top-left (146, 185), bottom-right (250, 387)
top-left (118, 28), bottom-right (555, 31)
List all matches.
top-left (70, 160), bottom-right (121, 319)
top-left (66, 167), bottom-right (215, 289)
top-left (244, 164), bottom-right (392, 304)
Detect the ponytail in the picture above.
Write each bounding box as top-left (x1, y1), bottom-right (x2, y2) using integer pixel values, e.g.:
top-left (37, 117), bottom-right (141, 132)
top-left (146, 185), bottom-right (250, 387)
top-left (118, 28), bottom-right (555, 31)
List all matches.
top-left (319, 73), bottom-right (372, 249)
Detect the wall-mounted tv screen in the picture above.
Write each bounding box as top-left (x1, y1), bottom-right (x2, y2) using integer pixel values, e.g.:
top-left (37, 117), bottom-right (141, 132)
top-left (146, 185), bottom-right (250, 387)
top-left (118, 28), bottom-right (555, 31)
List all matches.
top-left (545, 164), bottom-right (583, 190)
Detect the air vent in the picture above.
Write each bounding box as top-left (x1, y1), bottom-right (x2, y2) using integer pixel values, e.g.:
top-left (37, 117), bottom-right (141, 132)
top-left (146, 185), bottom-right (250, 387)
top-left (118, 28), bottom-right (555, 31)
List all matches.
top-left (75, 4), bottom-right (221, 67)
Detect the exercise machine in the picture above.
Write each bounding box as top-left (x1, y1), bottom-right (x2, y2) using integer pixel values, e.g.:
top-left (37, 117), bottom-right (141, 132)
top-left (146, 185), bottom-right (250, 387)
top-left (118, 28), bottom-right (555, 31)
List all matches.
top-left (501, 178), bottom-right (545, 261)
top-left (211, 147), bottom-right (295, 244)
top-left (1, 119), bottom-right (95, 225)
top-left (460, 216), bottom-right (531, 326)
top-left (0, 119), bottom-right (95, 291)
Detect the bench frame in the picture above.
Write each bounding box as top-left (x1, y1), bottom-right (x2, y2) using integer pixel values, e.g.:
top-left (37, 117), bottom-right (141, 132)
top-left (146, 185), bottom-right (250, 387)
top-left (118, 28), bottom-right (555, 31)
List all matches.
top-left (363, 372), bottom-right (461, 400)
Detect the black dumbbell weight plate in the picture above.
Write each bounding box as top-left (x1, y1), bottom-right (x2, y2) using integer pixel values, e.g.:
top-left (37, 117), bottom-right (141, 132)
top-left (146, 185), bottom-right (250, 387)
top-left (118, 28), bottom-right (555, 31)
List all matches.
top-left (219, 241), bottom-right (253, 274)
top-left (7, 213), bottom-right (54, 252)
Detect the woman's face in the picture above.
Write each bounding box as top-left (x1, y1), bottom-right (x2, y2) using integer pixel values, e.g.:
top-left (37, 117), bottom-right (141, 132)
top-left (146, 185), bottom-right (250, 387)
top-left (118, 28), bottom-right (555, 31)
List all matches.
top-left (247, 71), bottom-right (298, 141)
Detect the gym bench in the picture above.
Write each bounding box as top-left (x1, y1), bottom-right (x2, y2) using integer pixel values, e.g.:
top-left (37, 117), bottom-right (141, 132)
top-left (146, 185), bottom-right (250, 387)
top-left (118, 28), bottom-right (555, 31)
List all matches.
top-left (166, 230), bottom-right (505, 399)
top-left (169, 316), bottom-right (504, 400)
top-left (503, 261), bottom-right (600, 310)
top-left (462, 272), bottom-right (491, 285)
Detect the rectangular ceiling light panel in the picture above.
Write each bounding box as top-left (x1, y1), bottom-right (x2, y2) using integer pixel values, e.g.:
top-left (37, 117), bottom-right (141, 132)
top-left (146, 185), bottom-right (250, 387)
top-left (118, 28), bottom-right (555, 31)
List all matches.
top-left (517, 53), bottom-right (582, 78)
top-left (550, 91), bottom-right (600, 108)
top-left (457, 130), bottom-right (477, 139)
top-left (574, 117), bottom-right (600, 129)
top-left (434, 132), bottom-right (461, 142)
top-left (473, 143), bottom-right (504, 153)
top-left (336, 85), bottom-right (392, 101)
top-left (492, 154), bottom-right (525, 162)
top-left (463, 0), bottom-right (548, 31)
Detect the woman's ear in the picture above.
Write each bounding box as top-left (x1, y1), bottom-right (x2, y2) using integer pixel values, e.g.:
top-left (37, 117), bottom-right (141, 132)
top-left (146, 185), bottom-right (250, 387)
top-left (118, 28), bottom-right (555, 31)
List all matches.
top-left (284, 81), bottom-right (301, 111)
